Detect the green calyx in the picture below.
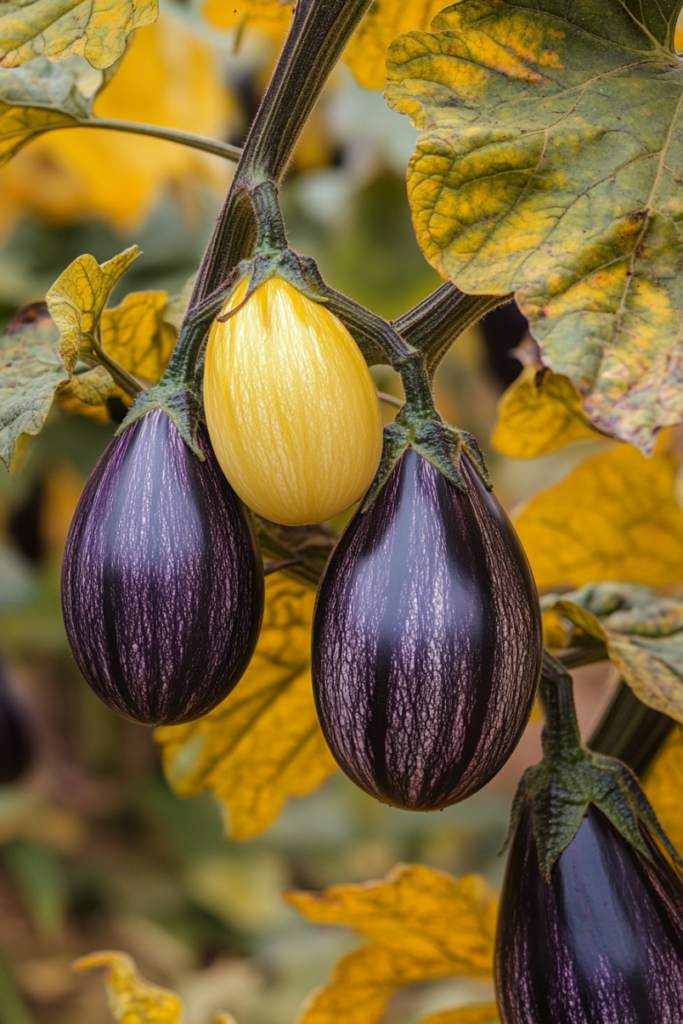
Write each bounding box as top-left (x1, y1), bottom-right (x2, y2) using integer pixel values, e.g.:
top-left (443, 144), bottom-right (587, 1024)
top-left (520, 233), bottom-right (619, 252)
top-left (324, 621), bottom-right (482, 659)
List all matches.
top-left (505, 650), bottom-right (682, 882)
top-left (115, 273), bottom-right (246, 457)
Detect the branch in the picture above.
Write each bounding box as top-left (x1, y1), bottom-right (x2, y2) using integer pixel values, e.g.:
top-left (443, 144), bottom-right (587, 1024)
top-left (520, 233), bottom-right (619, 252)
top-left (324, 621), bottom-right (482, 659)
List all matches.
top-left (190, 0), bottom-right (375, 308)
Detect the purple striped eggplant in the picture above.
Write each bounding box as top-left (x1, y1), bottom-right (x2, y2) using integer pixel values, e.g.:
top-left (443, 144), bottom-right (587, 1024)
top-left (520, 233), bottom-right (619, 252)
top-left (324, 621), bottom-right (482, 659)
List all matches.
top-left (495, 803), bottom-right (683, 1023)
top-left (0, 659), bottom-right (32, 784)
top-left (61, 410), bottom-right (264, 726)
top-left (312, 448), bottom-right (542, 810)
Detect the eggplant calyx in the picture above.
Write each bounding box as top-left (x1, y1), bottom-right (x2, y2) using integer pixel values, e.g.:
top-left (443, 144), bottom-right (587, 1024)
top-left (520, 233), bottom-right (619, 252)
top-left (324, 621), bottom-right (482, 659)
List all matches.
top-left (115, 384), bottom-right (204, 459)
top-left (360, 420), bottom-right (491, 512)
top-left (504, 650), bottom-right (683, 882)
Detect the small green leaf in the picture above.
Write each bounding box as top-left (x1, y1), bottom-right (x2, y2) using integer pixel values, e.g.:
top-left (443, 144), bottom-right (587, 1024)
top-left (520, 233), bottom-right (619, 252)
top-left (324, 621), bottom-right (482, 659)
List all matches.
top-left (386, 0), bottom-right (683, 451)
top-left (0, 0), bottom-right (157, 70)
top-left (0, 307), bottom-right (69, 468)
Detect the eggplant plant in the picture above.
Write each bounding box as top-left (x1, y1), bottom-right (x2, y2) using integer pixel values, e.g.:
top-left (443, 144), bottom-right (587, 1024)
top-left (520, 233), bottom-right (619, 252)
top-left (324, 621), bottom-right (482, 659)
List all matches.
top-left (312, 447), bottom-right (542, 810)
top-left (495, 653), bottom-right (683, 1024)
top-left (62, 409), bottom-right (264, 726)
top-left (2, 0), bottom-right (683, 1021)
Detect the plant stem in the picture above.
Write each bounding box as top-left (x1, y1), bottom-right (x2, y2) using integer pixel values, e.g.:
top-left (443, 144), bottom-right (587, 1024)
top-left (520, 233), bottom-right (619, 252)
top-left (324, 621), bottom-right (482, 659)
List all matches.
top-left (89, 337), bottom-right (142, 398)
top-left (589, 680), bottom-right (675, 777)
top-left (539, 651), bottom-right (583, 761)
top-left (42, 116), bottom-right (243, 161)
top-left (394, 285), bottom-right (510, 376)
top-left (190, 0), bottom-right (375, 309)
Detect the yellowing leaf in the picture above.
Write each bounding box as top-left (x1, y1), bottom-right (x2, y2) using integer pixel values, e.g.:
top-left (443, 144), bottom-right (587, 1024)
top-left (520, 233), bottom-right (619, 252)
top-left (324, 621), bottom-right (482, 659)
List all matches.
top-left (47, 247), bottom-right (140, 372)
top-left (344, 0), bottom-right (448, 90)
top-left (645, 726), bottom-right (683, 856)
top-left (421, 1006), bottom-right (499, 1024)
top-left (546, 585), bottom-right (683, 727)
top-left (514, 444), bottom-right (683, 592)
top-left (286, 864), bottom-right (497, 1024)
top-left (156, 576), bottom-right (337, 841)
top-left (492, 367), bottom-right (600, 458)
top-left (385, 1), bottom-right (683, 451)
top-left (0, 55), bottom-right (111, 166)
top-left (74, 952), bottom-right (181, 1023)
top-left (0, 0), bottom-right (157, 69)
top-left (0, 17), bottom-right (232, 234)
top-left (102, 290), bottom-right (176, 385)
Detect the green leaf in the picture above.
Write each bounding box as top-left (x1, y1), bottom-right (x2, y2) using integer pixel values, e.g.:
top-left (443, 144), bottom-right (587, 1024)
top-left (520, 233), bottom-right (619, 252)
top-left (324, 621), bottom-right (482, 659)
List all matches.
top-left (386, 0), bottom-right (683, 451)
top-left (546, 583), bottom-right (683, 725)
top-left (0, 306), bottom-right (69, 468)
top-left (0, 54), bottom-right (114, 166)
top-left (0, 0), bottom-right (157, 70)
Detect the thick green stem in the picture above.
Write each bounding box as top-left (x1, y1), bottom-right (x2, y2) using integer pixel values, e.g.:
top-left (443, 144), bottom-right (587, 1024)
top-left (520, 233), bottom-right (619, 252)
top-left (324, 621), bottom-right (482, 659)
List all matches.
top-left (589, 681), bottom-right (675, 777)
top-left (394, 286), bottom-right (511, 377)
top-left (539, 651), bottom-right (583, 761)
top-left (90, 336), bottom-right (142, 398)
top-left (189, 0), bottom-right (374, 309)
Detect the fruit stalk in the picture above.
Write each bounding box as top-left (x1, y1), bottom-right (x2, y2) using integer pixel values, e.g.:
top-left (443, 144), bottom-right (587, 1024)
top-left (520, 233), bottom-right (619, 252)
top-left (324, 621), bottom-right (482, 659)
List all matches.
top-left (191, 0), bottom-right (375, 307)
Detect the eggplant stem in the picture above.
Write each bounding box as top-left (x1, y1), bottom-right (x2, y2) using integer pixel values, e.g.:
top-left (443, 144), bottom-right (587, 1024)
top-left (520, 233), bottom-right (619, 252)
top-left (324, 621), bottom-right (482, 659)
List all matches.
top-left (89, 334), bottom-right (142, 399)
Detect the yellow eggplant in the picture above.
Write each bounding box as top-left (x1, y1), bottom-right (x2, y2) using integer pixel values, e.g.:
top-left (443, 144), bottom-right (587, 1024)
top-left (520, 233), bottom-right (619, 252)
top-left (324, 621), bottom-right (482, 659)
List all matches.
top-left (204, 277), bottom-right (383, 526)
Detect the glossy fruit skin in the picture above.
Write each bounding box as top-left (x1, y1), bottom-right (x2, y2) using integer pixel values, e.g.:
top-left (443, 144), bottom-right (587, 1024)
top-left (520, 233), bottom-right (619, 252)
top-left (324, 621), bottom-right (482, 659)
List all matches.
top-left (61, 410), bottom-right (264, 726)
top-left (495, 803), bottom-right (683, 1024)
top-left (204, 276), bottom-right (383, 526)
top-left (0, 659), bottom-right (32, 784)
top-left (312, 448), bottom-right (542, 810)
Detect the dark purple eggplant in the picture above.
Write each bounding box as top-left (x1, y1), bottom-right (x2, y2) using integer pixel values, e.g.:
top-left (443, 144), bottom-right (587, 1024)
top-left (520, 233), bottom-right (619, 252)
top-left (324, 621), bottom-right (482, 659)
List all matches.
top-left (61, 410), bottom-right (264, 726)
top-left (496, 803), bottom-right (683, 1023)
top-left (0, 659), bottom-right (32, 784)
top-left (311, 448), bottom-right (542, 810)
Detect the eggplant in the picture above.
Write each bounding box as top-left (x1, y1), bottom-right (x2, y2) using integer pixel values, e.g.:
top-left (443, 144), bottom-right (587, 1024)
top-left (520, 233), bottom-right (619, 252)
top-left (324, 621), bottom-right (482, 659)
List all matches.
top-left (495, 803), bottom-right (683, 1023)
top-left (61, 410), bottom-right (264, 726)
top-left (0, 659), bottom-right (32, 784)
top-left (312, 448), bottom-right (542, 810)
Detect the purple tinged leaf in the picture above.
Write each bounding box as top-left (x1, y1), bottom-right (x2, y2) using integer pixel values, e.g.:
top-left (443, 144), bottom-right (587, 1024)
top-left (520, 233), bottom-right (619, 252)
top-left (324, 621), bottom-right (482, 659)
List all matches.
top-left (312, 448), bottom-right (542, 811)
top-left (61, 410), bottom-right (264, 726)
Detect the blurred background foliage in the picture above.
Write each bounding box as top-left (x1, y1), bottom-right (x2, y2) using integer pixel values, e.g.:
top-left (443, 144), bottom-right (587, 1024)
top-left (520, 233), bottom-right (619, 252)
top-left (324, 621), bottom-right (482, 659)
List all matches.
top-left (0, 3), bottom-right (635, 1022)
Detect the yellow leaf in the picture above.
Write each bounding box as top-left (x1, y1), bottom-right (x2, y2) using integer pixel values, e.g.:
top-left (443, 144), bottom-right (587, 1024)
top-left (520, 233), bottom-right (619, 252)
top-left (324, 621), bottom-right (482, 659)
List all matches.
top-left (514, 444), bottom-right (683, 592)
top-left (0, 17), bottom-right (232, 234)
top-left (46, 247), bottom-right (140, 372)
top-left (645, 726), bottom-right (683, 856)
top-left (421, 1006), bottom-right (500, 1024)
top-left (73, 951), bottom-right (182, 1023)
top-left (156, 575), bottom-right (337, 841)
top-left (344, 0), bottom-right (448, 90)
top-left (0, 0), bottom-right (157, 69)
top-left (286, 864), bottom-right (497, 1024)
top-left (102, 290), bottom-right (176, 385)
top-left (492, 367), bottom-right (600, 458)
top-left (201, 0), bottom-right (454, 90)
top-left (202, 0), bottom-right (292, 34)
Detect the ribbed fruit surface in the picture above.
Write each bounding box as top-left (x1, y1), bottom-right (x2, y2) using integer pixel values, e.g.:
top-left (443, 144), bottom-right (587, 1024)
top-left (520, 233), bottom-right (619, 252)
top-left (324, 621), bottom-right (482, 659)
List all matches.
top-left (204, 277), bottom-right (383, 526)
top-left (496, 804), bottom-right (683, 1023)
top-left (312, 448), bottom-right (542, 810)
top-left (61, 410), bottom-right (264, 726)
